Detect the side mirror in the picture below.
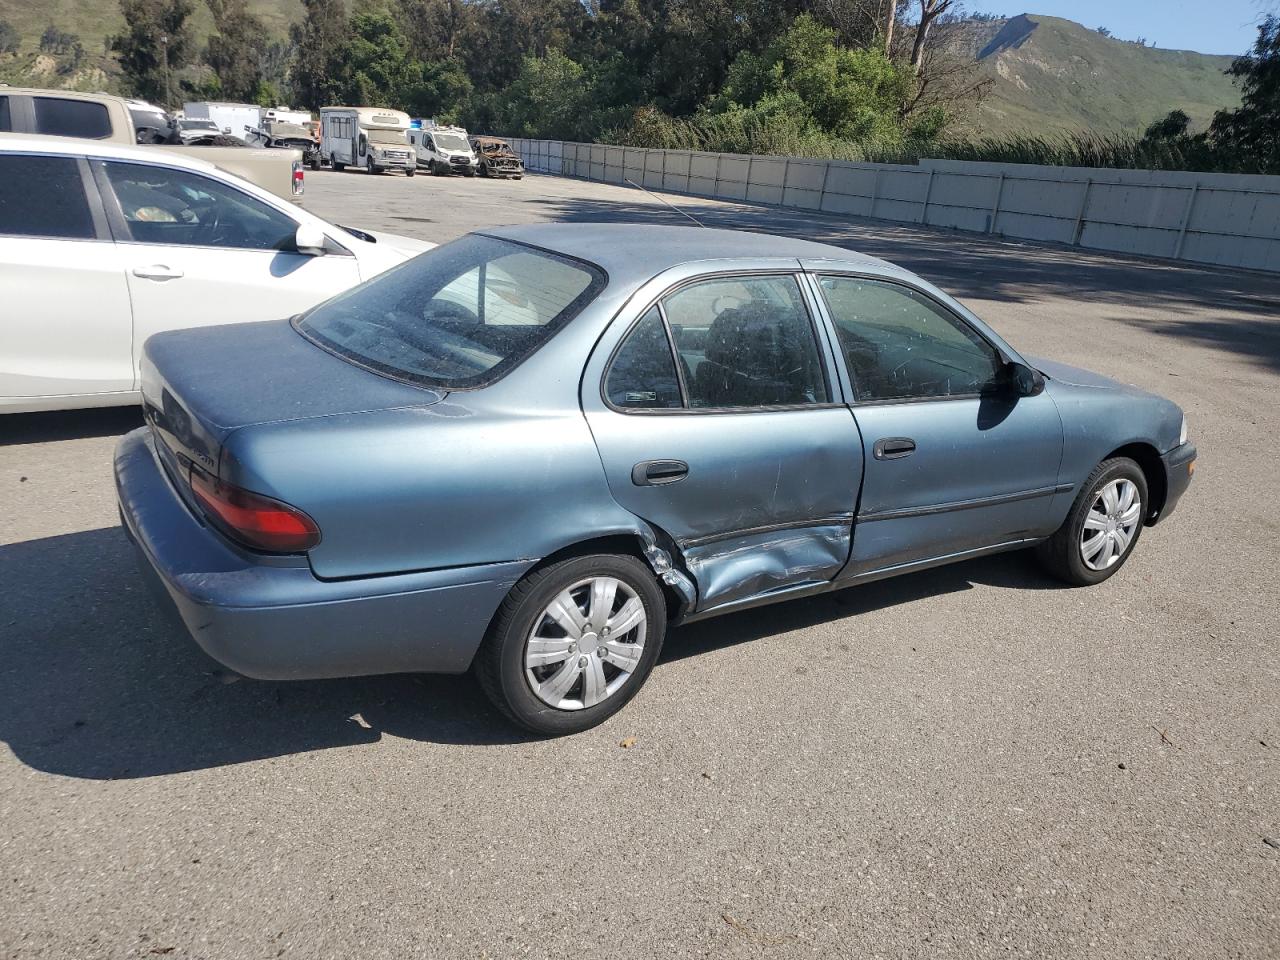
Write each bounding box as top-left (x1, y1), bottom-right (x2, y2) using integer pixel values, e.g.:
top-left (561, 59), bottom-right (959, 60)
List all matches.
top-left (1008, 361), bottom-right (1045, 397)
top-left (294, 224), bottom-right (327, 257)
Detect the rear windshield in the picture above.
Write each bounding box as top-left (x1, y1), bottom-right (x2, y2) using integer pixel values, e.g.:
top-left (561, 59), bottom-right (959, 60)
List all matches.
top-left (296, 235), bottom-right (606, 389)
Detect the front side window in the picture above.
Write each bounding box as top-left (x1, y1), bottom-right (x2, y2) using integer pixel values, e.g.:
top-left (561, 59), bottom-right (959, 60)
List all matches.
top-left (818, 276), bottom-right (1001, 402)
top-left (605, 307), bottom-right (682, 409)
top-left (0, 97), bottom-right (10, 132)
top-left (662, 274), bottom-right (829, 409)
top-left (0, 155), bottom-right (94, 240)
top-left (34, 97), bottom-right (113, 139)
top-left (297, 235), bottom-right (605, 389)
top-left (101, 161), bottom-right (298, 251)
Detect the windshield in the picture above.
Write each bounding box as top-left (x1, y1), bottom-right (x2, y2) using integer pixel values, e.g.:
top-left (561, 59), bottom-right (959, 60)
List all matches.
top-left (296, 235), bottom-right (606, 389)
top-left (368, 128), bottom-right (406, 144)
top-left (180, 119), bottom-right (218, 131)
top-left (433, 133), bottom-right (469, 152)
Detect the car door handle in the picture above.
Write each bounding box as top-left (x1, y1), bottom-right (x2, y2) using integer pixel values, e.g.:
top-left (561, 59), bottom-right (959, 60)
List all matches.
top-left (873, 438), bottom-right (916, 460)
top-left (132, 264), bottom-right (184, 281)
top-left (632, 460), bottom-right (689, 486)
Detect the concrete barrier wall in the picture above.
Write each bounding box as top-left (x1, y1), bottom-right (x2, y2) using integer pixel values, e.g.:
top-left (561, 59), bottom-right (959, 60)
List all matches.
top-left (504, 138), bottom-right (1280, 273)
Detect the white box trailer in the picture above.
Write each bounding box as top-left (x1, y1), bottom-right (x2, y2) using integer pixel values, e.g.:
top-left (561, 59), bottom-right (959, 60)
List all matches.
top-left (182, 101), bottom-right (262, 141)
top-left (263, 107), bottom-right (311, 126)
top-left (319, 106), bottom-right (415, 175)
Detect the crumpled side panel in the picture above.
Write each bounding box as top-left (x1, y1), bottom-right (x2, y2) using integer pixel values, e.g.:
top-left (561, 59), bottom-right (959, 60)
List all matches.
top-left (680, 521), bottom-right (851, 611)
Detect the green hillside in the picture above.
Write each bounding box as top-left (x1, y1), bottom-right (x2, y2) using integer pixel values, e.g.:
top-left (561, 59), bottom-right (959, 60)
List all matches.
top-left (0, 0), bottom-right (299, 93)
top-left (968, 14), bottom-right (1242, 136)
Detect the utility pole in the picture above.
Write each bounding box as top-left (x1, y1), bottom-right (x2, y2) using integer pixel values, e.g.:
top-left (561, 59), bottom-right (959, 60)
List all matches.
top-left (160, 33), bottom-right (171, 108)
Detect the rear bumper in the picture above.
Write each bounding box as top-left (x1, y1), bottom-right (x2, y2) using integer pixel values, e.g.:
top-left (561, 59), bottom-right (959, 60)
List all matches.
top-left (1155, 441), bottom-right (1196, 523)
top-left (115, 427), bottom-right (531, 680)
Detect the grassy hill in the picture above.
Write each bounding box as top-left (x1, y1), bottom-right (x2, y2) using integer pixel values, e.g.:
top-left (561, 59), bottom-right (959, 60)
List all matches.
top-left (966, 14), bottom-right (1243, 136)
top-left (0, 0), bottom-right (299, 93)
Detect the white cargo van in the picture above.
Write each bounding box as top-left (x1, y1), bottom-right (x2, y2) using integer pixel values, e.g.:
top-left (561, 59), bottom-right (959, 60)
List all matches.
top-left (319, 107), bottom-right (415, 175)
top-left (407, 125), bottom-right (479, 176)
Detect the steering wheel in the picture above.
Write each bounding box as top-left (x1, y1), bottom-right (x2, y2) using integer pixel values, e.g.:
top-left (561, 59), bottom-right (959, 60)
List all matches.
top-left (190, 197), bottom-right (223, 243)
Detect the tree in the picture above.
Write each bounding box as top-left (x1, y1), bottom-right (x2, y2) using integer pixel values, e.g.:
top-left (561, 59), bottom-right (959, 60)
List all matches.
top-left (110, 0), bottom-right (196, 106)
top-left (910, 0), bottom-right (953, 74)
top-left (1209, 15), bottom-right (1280, 168)
top-left (710, 15), bottom-right (914, 142)
top-left (0, 20), bottom-right (20, 56)
top-left (205, 0), bottom-right (271, 103)
top-left (40, 25), bottom-right (79, 54)
top-left (291, 0), bottom-right (348, 109)
top-left (1145, 109), bottom-right (1190, 140)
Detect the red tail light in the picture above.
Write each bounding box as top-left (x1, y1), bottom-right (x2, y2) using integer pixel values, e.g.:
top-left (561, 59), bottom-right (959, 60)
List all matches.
top-left (292, 161), bottom-right (305, 196)
top-left (189, 469), bottom-right (321, 553)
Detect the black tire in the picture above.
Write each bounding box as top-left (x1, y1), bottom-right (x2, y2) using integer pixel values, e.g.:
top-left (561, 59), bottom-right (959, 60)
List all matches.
top-left (309, 155), bottom-right (321, 171)
top-left (406, 168), bottom-right (416, 177)
top-left (1035, 457), bottom-right (1148, 586)
top-left (332, 159), bottom-right (345, 172)
top-left (366, 158), bottom-right (377, 175)
top-left (474, 554), bottom-right (666, 735)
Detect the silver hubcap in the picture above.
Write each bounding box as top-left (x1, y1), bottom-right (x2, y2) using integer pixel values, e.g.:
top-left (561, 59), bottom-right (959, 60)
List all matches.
top-left (525, 576), bottom-right (647, 711)
top-left (1080, 478), bottom-right (1142, 571)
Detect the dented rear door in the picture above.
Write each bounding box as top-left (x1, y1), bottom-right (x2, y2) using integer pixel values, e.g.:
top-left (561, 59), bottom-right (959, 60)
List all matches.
top-left (582, 267), bottom-right (863, 614)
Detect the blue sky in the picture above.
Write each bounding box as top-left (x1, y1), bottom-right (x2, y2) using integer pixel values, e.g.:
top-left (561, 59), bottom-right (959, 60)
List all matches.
top-left (966, 1), bottom-right (1270, 55)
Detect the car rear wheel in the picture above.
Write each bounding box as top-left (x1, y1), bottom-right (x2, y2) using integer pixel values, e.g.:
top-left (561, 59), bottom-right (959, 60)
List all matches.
top-left (1035, 457), bottom-right (1148, 586)
top-left (475, 554), bottom-right (666, 735)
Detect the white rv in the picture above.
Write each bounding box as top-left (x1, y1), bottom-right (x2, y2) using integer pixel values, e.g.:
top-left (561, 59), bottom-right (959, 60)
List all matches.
top-left (319, 107), bottom-right (415, 175)
top-left (182, 101), bottom-right (262, 141)
top-left (407, 125), bottom-right (479, 176)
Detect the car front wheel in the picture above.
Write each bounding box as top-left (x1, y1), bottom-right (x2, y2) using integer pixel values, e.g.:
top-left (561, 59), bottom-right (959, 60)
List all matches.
top-left (1035, 457), bottom-right (1148, 586)
top-left (475, 554), bottom-right (666, 735)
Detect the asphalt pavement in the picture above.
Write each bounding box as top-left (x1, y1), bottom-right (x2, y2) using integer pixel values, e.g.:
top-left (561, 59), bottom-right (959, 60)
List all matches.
top-left (2, 168), bottom-right (1277, 959)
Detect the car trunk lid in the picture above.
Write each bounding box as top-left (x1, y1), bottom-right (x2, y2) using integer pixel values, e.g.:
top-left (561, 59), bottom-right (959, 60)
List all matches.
top-left (142, 318), bottom-right (443, 481)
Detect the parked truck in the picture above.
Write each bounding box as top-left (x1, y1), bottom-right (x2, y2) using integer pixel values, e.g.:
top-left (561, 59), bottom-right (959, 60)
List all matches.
top-left (246, 118), bottom-right (322, 170)
top-left (0, 88), bottom-right (302, 201)
top-left (319, 107), bottom-right (415, 175)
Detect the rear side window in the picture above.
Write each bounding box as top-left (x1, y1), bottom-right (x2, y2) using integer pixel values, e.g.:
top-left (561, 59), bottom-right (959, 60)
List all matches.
top-left (33, 97), bottom-right (113, 139)
top-left (663, 275), bottom-right (829, 409)
top-left (606, 306), bottom-right (682, 409)
top-left (297, 235), bottom-right (606, 389)
top-left (0, 155), bottom-right (95, 240)
top-left (0, 97), bottom-right (10, 132)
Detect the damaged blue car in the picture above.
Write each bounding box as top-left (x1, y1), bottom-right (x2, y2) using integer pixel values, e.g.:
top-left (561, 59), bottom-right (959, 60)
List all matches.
top-left (116, 224), bottom-right (1196, 734)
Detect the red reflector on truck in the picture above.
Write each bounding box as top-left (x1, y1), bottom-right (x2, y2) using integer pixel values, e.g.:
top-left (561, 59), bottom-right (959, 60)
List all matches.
top-left (190, 469), bottom-right (320, 553)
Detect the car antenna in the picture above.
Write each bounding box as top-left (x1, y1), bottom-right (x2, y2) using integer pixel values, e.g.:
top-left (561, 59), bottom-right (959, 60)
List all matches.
top-left (624, 178), bottom-right (706, 227)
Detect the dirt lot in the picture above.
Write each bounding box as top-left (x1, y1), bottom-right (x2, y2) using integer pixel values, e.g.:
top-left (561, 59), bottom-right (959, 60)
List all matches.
top-left (2, 168), bottom-right (1277, 959)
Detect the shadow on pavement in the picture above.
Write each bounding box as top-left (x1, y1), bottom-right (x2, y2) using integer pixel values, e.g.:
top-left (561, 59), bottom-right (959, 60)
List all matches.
top-left (0, 523), bottom-right (1058, 780)
top-left (1, 407), bottom-right (144, 446)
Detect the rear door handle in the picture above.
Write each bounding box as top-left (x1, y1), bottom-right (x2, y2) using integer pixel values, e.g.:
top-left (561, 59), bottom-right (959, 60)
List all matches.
top-left (873, 437), bottom-right (916, 460)
top-left (632, 459), bottom-right (689, 486)
top-left (132, 264), bottom-right (184, 281)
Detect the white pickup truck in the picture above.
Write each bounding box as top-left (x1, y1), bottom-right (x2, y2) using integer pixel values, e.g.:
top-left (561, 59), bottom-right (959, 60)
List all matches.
top-left (0, 87), bottom-right (302, 201)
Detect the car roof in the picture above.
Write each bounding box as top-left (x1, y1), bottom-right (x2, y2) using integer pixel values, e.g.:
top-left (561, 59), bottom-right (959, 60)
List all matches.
top-left (0, 133), bottom-right (218, 173)
top-left (482, 223), bottom-right (898, 279)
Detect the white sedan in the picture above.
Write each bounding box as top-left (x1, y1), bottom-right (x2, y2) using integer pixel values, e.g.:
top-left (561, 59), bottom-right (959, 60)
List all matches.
top-left (0, 134), bottom-right (433, 414)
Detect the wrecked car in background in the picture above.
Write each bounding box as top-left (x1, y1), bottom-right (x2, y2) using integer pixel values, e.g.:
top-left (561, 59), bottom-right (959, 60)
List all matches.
top-left (247, 119), bottom-right (322, 171)
top-left (471, 136), bottom-right (524, 179)
top-left (116, 225), bottom-right (1194, 737)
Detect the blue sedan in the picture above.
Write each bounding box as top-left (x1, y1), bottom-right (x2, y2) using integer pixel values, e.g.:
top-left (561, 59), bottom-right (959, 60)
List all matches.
top-left (115, 225), bottom-right (1196, 734)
